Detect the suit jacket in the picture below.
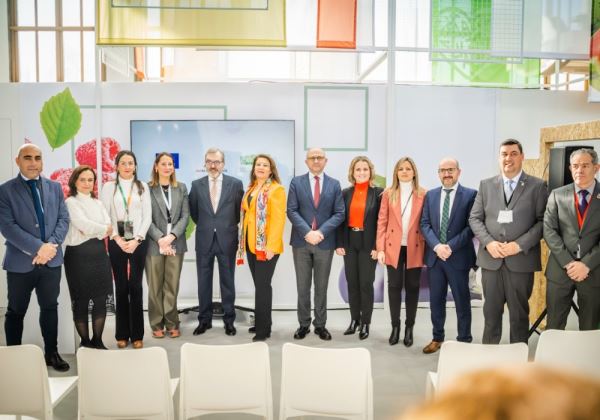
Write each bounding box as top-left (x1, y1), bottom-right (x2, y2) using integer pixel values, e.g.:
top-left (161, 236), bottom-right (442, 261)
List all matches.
top-left (286, 173), bottom-right (345, 250)
top-left (241, 181), bottom-right (286, 254)
top-left (421, 184), bottom-right (477, 270)
top-left (189, 174), bottom-right (244, 255)
top-left (469, 172), bottom-right (548, 272)
top-left (146, 182), bottom-right (190, 256)
top-left (0, 175), bottom-right (69, 273)
top-left (376, 188), bottom-right (426, 269)
top-left (544, 181), bottom-right (600, 288)
top-left (335, 185), bottom-right (383, 252)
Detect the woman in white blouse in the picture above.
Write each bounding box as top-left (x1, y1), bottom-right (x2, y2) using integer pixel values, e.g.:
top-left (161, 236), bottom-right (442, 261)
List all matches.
top-left (101, 151), bottom-right (152, 349)
top-left (64, 165), bottom-right (113, 349)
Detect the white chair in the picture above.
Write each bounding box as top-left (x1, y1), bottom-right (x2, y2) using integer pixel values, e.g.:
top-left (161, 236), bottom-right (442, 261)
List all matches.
top-left (77, 347), bottom-right (178, 420)
top-left (279, 343), bottom-right (373, 420)
top-left (179, 342), bottom-right (272, 420)
top-left (0, 345), bottom-right (78, 420)
top-left (426, 341), bottom-right (529, 397)
top-left (534, 329), bottom-right (600, 378)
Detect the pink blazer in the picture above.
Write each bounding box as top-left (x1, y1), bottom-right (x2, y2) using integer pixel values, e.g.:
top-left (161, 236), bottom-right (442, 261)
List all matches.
top-left (376, 188), bottom-right (426, 269)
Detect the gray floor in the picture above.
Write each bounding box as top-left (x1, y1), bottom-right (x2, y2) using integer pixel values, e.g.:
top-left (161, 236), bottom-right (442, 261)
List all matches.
top-left (4, 305), bottom-right (579, 420)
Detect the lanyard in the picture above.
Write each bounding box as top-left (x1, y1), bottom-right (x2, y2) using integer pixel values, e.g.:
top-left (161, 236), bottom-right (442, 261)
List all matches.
top-left (161, 185), bottom-right (172, 212)
top-left (117, 183), bottom-right (133, 220)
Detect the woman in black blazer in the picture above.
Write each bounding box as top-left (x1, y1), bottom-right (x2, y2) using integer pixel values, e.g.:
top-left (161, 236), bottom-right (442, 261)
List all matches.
top-left (335, 156), bottom-right (383, 339)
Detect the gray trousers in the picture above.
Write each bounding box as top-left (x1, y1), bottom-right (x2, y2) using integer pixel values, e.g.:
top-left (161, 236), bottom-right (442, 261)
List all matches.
top-left (547, 278), bottom-right (600, 331)
top-left (145, 253), bottom-right (184, 331)
top-left (293, 245), bottom-right (334, 328)
top-left (481, 264), bottom-right (533, 344)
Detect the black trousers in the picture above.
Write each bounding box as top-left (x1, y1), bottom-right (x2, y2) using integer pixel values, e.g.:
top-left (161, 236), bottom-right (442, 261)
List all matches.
top-left (343, 230), bottom-right (377, 324)
top-left (108, 239), bottom-right (148, 342)
top-left (247, 249), bottom-right (280, 337)
top-left (5, 265), bottom-right (61, 353)
top-left (387, 246), bottom-right (421, 328)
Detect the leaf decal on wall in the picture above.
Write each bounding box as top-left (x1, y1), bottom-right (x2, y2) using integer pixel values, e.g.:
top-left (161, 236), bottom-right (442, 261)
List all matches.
top-left (40, 88), bottom-right (82, 150)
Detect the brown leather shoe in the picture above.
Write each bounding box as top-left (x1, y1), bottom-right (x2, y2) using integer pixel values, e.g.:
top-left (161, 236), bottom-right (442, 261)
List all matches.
top-left (116, 340), bottom-right (128, 349)
top-left (132, 340), bottom-right (144, 349)
top-left (422, 340), bottom-right (443, 354)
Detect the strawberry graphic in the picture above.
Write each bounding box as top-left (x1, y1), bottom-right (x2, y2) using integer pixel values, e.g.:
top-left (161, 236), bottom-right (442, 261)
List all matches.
top-left (75, 138), bottom-right (121, 173)
top-left (49, 168), bottom-right (73, 198)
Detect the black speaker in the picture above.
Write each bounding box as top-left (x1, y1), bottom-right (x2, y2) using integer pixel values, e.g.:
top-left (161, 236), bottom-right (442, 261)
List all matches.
top-left (548, 146), bottom-right (593, 191)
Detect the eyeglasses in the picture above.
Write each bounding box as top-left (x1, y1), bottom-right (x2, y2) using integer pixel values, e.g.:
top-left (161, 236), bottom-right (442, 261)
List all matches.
top-left (205, 160), bottom-right (223, 166)
top-left (438, 168), bottom-right (457, 174)
top-left (307, 156), bottom-right (325, 162)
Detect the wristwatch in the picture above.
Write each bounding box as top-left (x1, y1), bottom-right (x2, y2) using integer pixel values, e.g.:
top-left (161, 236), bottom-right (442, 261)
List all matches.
top-left (136, 238), bottom-right (143, 244)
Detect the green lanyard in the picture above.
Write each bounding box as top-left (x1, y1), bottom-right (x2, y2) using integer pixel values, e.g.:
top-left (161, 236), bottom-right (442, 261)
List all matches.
top-left (117, 183), bottom-right (133, 221)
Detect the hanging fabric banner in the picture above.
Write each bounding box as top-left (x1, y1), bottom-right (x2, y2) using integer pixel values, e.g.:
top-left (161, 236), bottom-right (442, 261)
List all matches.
top-left (590, 0), bottom-right (600, 102)
top-left (97, 0), bottom-right (286, 46)
top-left (316, 0), bottom-right (357, 49)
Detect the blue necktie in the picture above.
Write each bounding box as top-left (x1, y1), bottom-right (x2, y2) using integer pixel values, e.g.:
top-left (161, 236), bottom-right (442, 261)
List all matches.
top-left (578, 190), bottom-right (589, 216)
top-left (26, 179), bottom-right (45, 241)
top-left (504, 180), bottom-right (515, 202)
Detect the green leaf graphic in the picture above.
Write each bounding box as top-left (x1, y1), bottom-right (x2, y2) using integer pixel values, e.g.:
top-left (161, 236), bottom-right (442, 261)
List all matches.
top-left (40, 88), bottom-right (82, 150)
top-left (185, 217), bottom-right (196, 240)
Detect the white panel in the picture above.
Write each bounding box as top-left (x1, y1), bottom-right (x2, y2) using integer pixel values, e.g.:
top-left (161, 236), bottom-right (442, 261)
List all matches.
top-left (0, 0), bottom-right (9, 82)
top-left (0, 118), bottom-right (12, 311)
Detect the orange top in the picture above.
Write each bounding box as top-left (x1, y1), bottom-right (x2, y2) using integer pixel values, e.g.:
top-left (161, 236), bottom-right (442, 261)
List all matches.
top-left (348, 181), bottom-right (369, 229)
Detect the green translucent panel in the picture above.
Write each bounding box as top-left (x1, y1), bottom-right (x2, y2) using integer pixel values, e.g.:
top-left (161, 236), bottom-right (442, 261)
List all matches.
top-left (432, 59), bottom-right (540, 87)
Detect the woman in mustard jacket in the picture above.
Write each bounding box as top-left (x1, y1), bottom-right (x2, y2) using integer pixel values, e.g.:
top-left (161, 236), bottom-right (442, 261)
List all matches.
top-left (237, 154), bottom-right (286, 342)
top-left (376, 157), bottom-right (426, 347)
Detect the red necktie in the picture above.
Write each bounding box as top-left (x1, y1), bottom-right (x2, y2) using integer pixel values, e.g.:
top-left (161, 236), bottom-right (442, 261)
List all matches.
top-left (312, 175), bottom-right (320, 230)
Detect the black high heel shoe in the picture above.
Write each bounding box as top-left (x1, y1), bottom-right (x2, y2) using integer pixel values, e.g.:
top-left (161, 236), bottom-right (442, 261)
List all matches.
top-left (403, 326), bottom-right (414, 347)
top-left (359, 324), bottom-right (369, 340)
top-left (343, 320), bottom-right (360, 335)
top-left (389, 326), bottom-right (400, 345)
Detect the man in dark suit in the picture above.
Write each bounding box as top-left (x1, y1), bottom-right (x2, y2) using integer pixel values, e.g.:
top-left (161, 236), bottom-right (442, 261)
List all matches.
top-left (544, 148), bottom-right (600, 330)
top-left (287, 148), bottom-right (345, 340)
top-left (0, 144), bottom-right (70, 371)
top-left (189, 147), bottom-right (244, 336)
top-left (469, 139), bottom-right (548, 344)
top-left (421, 157), bottom-right (477, 354)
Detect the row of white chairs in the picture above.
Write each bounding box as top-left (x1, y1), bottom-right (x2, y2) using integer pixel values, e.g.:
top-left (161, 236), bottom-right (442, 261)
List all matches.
top-left (426, 329), bottom-right (600, 397)
top-left (0, 342), bottom-right (373, 420)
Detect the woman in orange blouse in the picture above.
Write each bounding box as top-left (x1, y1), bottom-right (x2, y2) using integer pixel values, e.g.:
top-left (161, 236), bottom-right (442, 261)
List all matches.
top-left (237, 154), bottom-right (286, 342)
top-left (376, 157), bottom-right (426, 347)
top-left (335, 156), bottom-right (383, 340)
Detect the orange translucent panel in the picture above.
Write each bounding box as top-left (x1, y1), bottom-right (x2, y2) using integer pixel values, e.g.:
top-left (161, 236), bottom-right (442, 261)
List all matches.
top-left (317, 0), bottom-right (357, 49)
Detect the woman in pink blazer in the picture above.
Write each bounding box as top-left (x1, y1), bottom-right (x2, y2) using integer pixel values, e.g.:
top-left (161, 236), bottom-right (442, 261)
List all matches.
top-left (377, 157), bottom-right (426, 347)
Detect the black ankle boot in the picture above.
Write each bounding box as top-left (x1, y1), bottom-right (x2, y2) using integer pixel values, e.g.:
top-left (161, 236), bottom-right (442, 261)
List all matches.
top-left (403, 326), bottom-right (414, 347)
top-left (389, 326), bottom-right (400, 345)
top-left (91, 338), bottom-right (108, 350)
top-left (79, 339), bottom-right (93, 348)
top-left (344, 320), bottom-right (360, 335)
top-left (359, 324), bottom-right (370, 340)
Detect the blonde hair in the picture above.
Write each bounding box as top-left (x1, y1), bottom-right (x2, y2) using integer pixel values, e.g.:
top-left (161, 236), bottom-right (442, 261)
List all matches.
top-left (386, 156), bottom-right (423, 204)
top-left (347, 156), bottom-right (375, 186)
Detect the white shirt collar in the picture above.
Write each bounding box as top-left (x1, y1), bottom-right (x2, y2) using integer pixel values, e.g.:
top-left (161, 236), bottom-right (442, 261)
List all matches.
top-left (502, 170), bottom-right (522, 184)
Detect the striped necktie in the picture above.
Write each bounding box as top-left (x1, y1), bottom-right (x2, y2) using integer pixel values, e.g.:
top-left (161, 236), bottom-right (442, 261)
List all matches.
top-left (439, 189), bottom-right (451, 244)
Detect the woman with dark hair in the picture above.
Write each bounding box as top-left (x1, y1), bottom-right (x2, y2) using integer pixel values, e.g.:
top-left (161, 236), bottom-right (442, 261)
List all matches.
top-left (64, 165), bottom-right (113, 349)
top-left (376, 157), bottom-right (427, 347)
top-left (101, 150), bottom-right (151, 349)
top-left (335, 156), bottom-right (383, 340)
top-left (145, 152), bottom-right (189, 339)
top-left (237, 154), bottom-right (286, 342)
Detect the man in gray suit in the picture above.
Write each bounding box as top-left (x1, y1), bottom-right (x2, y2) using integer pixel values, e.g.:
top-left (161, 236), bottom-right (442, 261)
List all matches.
top-left (544, 148), bottom-right (600, 330)
top-left (469, 139), bottom-right (548, 343)
top-left (0, 144), bottom-right (70, 371)
top-left (189, 147), bottom-right (244, 336)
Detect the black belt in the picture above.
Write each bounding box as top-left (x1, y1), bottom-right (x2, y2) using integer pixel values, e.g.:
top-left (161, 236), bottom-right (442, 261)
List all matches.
top-left (350, 227), bottom-right (364, 232)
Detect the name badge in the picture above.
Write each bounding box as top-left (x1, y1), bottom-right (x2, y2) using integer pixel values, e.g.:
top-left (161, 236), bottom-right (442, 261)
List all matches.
top-left (497, 210), bottom-right (513, 224)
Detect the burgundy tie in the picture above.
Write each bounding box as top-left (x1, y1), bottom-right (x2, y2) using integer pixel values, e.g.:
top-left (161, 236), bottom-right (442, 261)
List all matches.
top-left (312, 176), bottom-right (320, 230)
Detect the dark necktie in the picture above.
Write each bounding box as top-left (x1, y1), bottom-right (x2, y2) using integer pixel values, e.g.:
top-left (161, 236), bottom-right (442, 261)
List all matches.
top-left (439, 189), bottom-right (452, 244)
top-left (26, 179), bottom-right (45, 240)
top-left (312, 176), bottom-right (320, 230)
top-left (578, 190), bottom-right (589, 216)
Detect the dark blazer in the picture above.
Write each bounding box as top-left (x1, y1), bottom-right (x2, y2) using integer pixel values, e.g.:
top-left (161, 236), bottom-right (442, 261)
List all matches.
top-left (147, 182), bottom-right (190, 256)
top-left (421, 184), bottom-right (477, 270)
top-left (336, 185), bottom-right (383, 251)
top-left (0, 175), bottom-right (69, 273)
top-left (287, 173), bottom-right (345, 250)
top-left (189, 174), bottom-right (244, 255)
top-left (544, 181), bottom-right (600, 288)
top-left (469, 172), bottom-right (548, 272)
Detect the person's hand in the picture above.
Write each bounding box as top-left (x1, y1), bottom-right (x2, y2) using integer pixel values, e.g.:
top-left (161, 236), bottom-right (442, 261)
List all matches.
top-left (158, 234), bottom-right (175, 249)
top-left (122, 239), bottom-right (140, 254)
top-left (565, 261), bottom-right (590, 282)
top-left (435, 244), bottom-right (452, 261)
top-left (37, 243), bottom-right (58, 261)
top-left (377, 250), bottom-right (386, 265)
top-left (335, 247), bottom-right (346, 256)
top-left (266, 250), bottom-right (275, 260)
top-left (115, 236), bottom-right (128, 252)
top-left (499, 241), bottom-right (521, 257)
top-left (370, 250), bottom-right (378, 260)
top-left (486, 241), bottom-right (505, 259)
top-left (305, 230), bottom-right (324, 245)
top-left (32, 255), bottom-right (50, 265)
top-left (160, 245), bottom-right (176, 256)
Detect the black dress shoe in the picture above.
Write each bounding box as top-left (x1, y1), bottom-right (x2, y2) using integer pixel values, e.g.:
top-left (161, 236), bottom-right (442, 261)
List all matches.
top-left (343, 320), bottom-right (360, 335)
top-left (224, 322), bottom-right (237, 336)
top-left (193, 322), bottom-right (212, 335)
top-left (252, 333), bottom-right (270, 342)
top-left (403, 326), bottom-right (414, 347)
top-left (314, 327), bottom-right (332, 341)
top-left (389, 326), bottom-right (400, 345)
top-left (248, 326), bottom-right (256, 333)
top-left (91, 338), bottom-right (108, 350)
top-left (45, 352), bottom-right (70, 372)
top-left (293, 326), bottom-right (310, 339)
top-left (359, 324), bottom-right (370, 340)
